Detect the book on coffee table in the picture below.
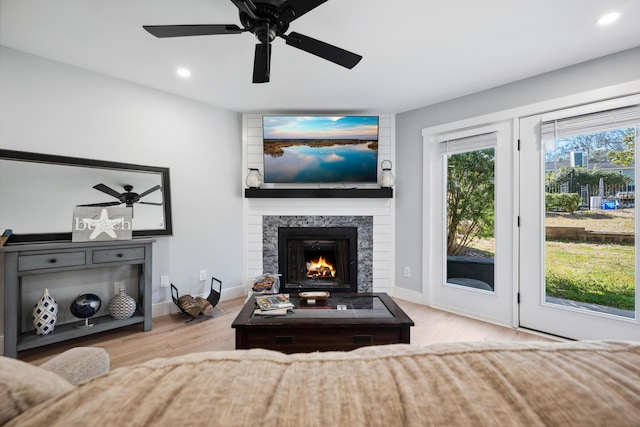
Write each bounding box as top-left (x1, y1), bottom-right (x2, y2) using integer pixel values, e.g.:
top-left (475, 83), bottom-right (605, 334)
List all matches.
top-left (255, 294), bottom-right (294, 311)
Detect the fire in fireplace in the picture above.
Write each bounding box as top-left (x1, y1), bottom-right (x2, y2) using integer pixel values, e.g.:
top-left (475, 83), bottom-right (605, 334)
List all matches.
top-left (307, 256), bottom-right (335, 279)
top-left (278, 227), bottom-right (358, 293)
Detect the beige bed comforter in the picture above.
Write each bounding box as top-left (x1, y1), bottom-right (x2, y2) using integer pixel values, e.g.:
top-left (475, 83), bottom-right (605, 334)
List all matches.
top-left (10, 340), bottom-right (640, 426)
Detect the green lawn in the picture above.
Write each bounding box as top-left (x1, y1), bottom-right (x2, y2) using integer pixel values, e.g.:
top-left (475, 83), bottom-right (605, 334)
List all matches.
top-left (546, 241), bottom-right (635, 311)
top-left (466, 211), bottom-right (636, 311)
top-left (546, 209), bottom-right (634, 233)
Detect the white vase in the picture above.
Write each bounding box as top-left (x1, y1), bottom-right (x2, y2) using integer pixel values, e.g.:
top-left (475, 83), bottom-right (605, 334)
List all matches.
top-left (109, 288), bottom-right (136, 320)
top-left (246, 168), bottom-right (263, 188)
top-left (32, 288), bottom-right (58, 335)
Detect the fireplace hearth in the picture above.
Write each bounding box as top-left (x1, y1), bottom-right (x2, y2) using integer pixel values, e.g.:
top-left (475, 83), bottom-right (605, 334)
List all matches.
top-left (278, 227), bottom-right (358, 293)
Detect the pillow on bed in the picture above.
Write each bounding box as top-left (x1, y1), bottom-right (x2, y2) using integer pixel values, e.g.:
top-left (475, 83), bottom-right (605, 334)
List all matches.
top-left (0, 356), bottom-right (73, 425)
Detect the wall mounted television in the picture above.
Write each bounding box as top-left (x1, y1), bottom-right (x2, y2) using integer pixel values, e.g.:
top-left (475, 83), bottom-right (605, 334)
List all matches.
top-left (262, 115), bottom-right (379, 184)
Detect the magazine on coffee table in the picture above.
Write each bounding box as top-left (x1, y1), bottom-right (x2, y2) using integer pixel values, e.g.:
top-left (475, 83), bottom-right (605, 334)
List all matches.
top-left (255, 294), bottom-right (294, 311)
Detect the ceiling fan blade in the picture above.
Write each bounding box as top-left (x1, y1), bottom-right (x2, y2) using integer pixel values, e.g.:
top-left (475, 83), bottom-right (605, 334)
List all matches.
top-left (137, 185), bottom-right (162, 199)
top-left (143, 24), bottom-right (244, 38)
top-left (138, 201), bottom-right (164, 206)
top-left (253, 42), bottom-right (271, 83)
top-left (277, 0), bottom-right (328, 23)
top-left (230, 0), bottom-right (258, 19)
top-left (78, 201), bottom-right (123, 207)
top-left (284, 32), bottom-right (362, 69)
top-left (93, 183), bottom-right (123, 199)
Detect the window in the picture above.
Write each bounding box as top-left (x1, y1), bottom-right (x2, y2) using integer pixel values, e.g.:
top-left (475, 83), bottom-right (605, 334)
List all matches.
top-left (441, 133), bottom-right (497, 291)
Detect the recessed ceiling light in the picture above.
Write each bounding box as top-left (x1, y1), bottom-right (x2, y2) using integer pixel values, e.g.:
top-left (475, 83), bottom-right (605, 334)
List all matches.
top-left (176, 68), bottom-right (191, 78)
top-left (597, 12), bottom-right (620, 26)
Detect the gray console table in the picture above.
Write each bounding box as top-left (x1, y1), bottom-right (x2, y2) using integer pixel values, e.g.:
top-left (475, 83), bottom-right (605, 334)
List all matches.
top-left (1, 239), bottom-right (153, 358)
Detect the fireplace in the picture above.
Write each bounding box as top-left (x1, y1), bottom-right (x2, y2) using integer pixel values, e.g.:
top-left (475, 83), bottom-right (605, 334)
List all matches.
top-left (262, 216), bottom-right (373, 293)
top-left (278, 227), bottom-right (358, 293)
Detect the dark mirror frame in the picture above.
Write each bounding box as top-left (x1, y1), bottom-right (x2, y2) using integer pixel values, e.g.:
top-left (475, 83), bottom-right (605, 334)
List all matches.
top-left (0, 149), bottom-right (173, 244)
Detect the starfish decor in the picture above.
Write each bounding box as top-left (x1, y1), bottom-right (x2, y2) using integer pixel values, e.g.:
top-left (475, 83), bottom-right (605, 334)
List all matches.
top-left (82, 208), bottom-right (125, 240)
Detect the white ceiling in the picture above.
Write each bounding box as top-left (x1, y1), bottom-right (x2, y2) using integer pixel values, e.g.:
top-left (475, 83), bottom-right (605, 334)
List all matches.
top-left (1, 0), bottom-right (638, 114)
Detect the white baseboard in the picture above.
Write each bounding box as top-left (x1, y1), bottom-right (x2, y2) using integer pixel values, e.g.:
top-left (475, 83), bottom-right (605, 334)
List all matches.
top-left (428, 301), bottom-right (512, 329)
top-left (391, 286), bottom-right (424, 305)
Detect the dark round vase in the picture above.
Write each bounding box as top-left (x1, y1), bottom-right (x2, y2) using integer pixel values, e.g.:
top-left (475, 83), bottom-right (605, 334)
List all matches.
top-left (70, 293), bottom-right (102, 319)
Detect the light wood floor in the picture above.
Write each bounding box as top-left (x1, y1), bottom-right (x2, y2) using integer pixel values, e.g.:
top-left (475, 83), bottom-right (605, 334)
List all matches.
top-left (19, 297), bottom-right (556, 370)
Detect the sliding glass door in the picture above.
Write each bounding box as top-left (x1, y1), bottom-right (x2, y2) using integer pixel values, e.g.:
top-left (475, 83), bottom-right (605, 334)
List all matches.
top-left (519, 95), bottom-right (640, 340)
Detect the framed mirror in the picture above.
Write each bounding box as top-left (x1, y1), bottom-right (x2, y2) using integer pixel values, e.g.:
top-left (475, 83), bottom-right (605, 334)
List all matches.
top-left (0, 149), bottom-right (172, 243)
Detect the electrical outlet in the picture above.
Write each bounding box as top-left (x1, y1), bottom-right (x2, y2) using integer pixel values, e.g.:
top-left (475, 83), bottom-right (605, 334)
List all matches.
top-left (199, 270), bottom-right (207, 281)
top-left (160, 275), bottom-right (170, 288)
top-left (403, 267), bottom-right (411, 278)
top-left (114, 281), bottom-right (125, 294)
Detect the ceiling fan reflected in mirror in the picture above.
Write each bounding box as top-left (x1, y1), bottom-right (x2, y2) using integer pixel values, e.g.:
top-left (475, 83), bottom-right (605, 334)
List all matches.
top-left (80, 184), bottom-right (163, 208)
top-left (143, 0), bottom-right (362, 83)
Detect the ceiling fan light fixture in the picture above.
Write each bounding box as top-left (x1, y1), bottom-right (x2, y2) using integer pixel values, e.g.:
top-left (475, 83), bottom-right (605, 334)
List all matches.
top-left (254, 21), bottom-right (276, 43)
top-left (596, 12), bottom-right (620, 26)
top-left (176, 67), bottom-right (191, 78)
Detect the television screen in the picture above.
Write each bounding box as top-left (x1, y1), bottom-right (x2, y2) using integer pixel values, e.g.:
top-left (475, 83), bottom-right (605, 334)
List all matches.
top-left (262, 116), bottom-right (379, 183)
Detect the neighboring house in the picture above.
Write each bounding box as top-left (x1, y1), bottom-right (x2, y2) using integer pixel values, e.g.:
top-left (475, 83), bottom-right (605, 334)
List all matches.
top-left (546, 159), bottom-right (635, 184)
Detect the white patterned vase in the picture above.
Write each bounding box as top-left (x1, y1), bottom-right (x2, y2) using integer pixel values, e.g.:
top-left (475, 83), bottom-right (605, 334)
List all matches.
top-left (109, 288), bottom-right (136, 320)
top-left (32, 288), bottom-right (58, 335)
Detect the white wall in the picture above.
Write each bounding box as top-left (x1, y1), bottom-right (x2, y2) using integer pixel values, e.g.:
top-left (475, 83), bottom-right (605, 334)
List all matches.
top-left (395, 46), bottom-right (640, 295)
top-left (0, 47), bottom-right (246, 341)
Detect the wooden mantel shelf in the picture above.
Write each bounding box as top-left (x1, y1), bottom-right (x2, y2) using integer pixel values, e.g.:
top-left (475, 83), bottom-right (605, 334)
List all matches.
top-left (244, 188), bottom-right (393, 198)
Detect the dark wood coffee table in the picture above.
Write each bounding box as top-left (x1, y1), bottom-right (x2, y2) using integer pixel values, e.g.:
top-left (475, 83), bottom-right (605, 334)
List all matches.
top-left (231, 292), bottom-right (414, 353)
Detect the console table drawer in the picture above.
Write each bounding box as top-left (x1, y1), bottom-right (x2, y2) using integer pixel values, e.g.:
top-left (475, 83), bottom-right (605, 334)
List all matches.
top-left (93, 247), bottom-right (145, 263)
top-left (18, 252), bottom-right (86, 271)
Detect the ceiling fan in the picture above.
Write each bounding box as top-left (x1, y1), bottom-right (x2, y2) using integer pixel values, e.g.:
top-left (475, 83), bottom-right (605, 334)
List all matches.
top-left (143, 0), bottom-right (362, 83)
top-left (80, 184), bottom-right (163, 208)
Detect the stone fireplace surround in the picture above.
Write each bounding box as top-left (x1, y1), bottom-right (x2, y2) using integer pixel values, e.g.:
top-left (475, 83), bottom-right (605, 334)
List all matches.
top-left (262, 216), bottom-right (374, 293)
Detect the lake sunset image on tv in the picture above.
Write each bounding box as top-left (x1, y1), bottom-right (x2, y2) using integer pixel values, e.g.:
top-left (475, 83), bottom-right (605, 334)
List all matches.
top-left (263, 116), bottom-right (379, 183)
